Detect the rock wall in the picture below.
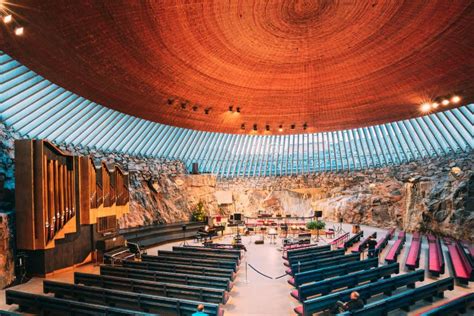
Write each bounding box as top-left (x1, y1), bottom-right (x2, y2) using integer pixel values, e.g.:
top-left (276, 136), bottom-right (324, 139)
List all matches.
top-left (0, 123), bottom-right (17, 288)
top-left (215, 153), bottom-right (473, 240)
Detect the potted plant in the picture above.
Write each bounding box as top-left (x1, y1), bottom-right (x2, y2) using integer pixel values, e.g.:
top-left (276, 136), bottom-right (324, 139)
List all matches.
top-left (191, 201), bottom-right (207, 222)
top-left (306, 220), bottom-right (326, 241)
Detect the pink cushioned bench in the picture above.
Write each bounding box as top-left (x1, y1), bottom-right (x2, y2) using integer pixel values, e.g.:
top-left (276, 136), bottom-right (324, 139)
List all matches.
top-left (385, 231), bottom-right (405, 263)
top-left (406, 232), bottom-right (422, 270)
top-left (375, 228), bottom-right (395, 251)
top-left (445, 239), bottom-right (473, 285)
top-left (427, 234), bottom-right (444, 276)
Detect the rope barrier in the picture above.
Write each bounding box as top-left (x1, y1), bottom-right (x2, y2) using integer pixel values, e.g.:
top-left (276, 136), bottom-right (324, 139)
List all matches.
top-left (274, 273), bottom-right (288, 279)
top-left (247, 263), bottom-right (274, 279)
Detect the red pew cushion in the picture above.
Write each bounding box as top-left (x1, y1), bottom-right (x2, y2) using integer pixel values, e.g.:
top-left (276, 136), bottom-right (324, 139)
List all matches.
top-left (290, 289), bottom-right (300, 300)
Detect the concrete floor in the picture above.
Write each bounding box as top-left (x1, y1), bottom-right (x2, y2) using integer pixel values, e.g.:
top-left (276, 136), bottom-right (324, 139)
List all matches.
top-left (1, 221), bottom-right (472, 315)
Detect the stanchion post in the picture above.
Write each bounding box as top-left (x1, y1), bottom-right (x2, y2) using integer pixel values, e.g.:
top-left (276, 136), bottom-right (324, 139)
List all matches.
top-left (245, 260), bottom-right (249, 284)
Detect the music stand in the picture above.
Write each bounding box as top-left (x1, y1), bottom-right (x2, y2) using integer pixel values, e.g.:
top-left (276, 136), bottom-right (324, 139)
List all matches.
top-left (334, 217), bottom-right (346, 236)
top-left (180, 224), bottom-right (188, 246)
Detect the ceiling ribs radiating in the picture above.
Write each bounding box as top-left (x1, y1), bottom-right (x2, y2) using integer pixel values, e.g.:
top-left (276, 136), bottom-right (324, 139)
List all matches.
top-left (1, 0), bottom-right (473, 134)
top-left (1, 51), bottom-right (472, 177)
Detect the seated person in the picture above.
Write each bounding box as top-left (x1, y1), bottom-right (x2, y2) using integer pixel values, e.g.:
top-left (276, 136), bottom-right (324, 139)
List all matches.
top-left (367, 235), bottom-right (378, 258)
top-left (330, 291), bottom-right (364, 314)
top-left (192, 304), bottom-right (208, 316)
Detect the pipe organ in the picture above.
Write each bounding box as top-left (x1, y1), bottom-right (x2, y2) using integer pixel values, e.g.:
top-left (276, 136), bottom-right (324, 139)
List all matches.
top-left (15, 140), bottom-right (130, 275)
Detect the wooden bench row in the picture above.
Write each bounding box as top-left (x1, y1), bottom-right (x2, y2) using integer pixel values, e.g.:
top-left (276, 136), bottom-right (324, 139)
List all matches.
top-left (100, 265), bottom-right (233, 291)
top-left (375, 228), bottom-right (395, 252)
top-left (339, 231), bottom-right (363, 250)
top-left (406, 232), bottom-right (423, 270)
top-left (445, 238), bottom-right (473, 284)
top-left (122, 260), bottom-right (236, 280)
top-left (417, 292), bottom-right (474, 316)
top-left (338, 277), bottom-right (454, 315)
top-left (285, 249), bottom-right (345, 266)
top-left (350, 232), bottom-right (377, 253)
top-left (288, 258), bottom-right (379, 287)
top-left (385, 231), bottom-right (406, 263)
top-left (173, 246), bottom-right (242, 259)
top-left (428, 234), bottom-right (445, 276)
top-left (294, 269), bottom-right (425, 316)
top-left (5, 290), bottom-right (154, 316)
top-left (291, 263), bottom-right (400, 302)
top-left (287, 253), bottom-right (360, 275)
top-left (283, 244), bottom-right (331, 260)
top-left (157, 249), bottom-right (240, 263)
top-left (43, 280), bottom-right (224, 316)
top-left (142, 254), bottom-right (238, 272)
top-left (75, 272), bottom-right (229, 304)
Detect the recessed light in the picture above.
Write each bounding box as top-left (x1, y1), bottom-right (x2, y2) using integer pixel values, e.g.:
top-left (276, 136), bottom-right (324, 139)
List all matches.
top-left (420, 103), bottom-right (431, 112)
top-left (451, 95), bottom-right (461, 104)
top-left (441, 99), bottom-right (449, 106)
top-left (14, 26), bottom-right (24, 36)
top-left (278, 125), bottom-right (283, 132)
top-left (3, 15), bottom-right (12, 24)
top-left (431, 102), bottom-right (439, 109)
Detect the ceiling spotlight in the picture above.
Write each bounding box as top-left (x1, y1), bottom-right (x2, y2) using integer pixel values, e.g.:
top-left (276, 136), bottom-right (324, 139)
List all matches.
top-left (204, 108), bottom-right (210, 115)
top-left (3, 15), bottom-right (12, 24)
top-left (236, 107), bottom-right (240, 113)
top-left (241, 123), bottom-right (245, 130)
top-left (229, 106), bottom-right (233, 112)
top-left (265, 125), bottom-right (270, 131)
top-left (167, 98), bottom-right (174, 105)
top-left (278, 125), bottom-right (283, 132)
top-left (420, 103), bottom-right (431, 112)
top-left (253, 124), bottom-right (257, 131)
top-left (303, 123), bottom-right (308, 130)
top-left (192, 105), bottom-right (198, 111)
top-left (451, 95), bottom-right (461, 104)
top-left (291, 124), bottom-right (296, 130)
top-left (14, 26), bottom-right (24, 36)
top-left (431, 102), bottom-right (439, 109)
top-left (441, 99), bottom-right (450, 106)
top-left (180, 101), bottom-right (187, 109)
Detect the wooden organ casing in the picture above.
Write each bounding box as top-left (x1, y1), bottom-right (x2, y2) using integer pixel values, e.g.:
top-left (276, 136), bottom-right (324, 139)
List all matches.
top-left (15, 140), bottom-right (78, 250)
top-left (15, 140), bottom-right (130, 275)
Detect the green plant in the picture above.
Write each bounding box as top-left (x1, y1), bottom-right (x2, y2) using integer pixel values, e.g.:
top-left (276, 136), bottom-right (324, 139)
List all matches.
top-left (306, 220), bottom-right (326, 231)
top-left (191, 201), bottom-right (207, 222)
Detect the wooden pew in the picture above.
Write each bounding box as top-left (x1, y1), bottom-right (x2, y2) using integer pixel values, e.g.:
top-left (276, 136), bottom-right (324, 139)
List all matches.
top-left (350, 232), bottom-right (377, 253)
top-left (339, 231), bottom-right (363, 249)
top-left (283, 244), bottom-right (331, 260)
top-left (329, 232), bottom-right (350, 249)
top-left (417, 292), bottom-right (474, 316)
top-left (427, 234), bottom-right (445, 276)
top-left (157, 249), bottom-right (239, 263)
top-left (172, 246), bottom-right (242, 259)
top-left (375, 228), bottom-right (395, 253)
top-left (406, 232), bottom-right (423, 270)
top-left (291, 263), bottom-right (400, 302)
top-left (337, 277), bottom-right (455, 315)
top-left (385, 231), bottom-right (406, 263)
top-left (122, 260), bottom-right (236, 280)
top-left (142, 254), bottom-right (238, 272)
top-left (287, 253), bottom-right (360, 275)
top-left (294, 269), bottom-right (425, 316)
top-left (285, 249), bottom-right (345, 266)
top-left (445, 239), bottom-right (473, 285)
top-left (74, 272), bottom-right (229, 304)
top-left (100, 265), bottom-right (233, 291)
top-left (288, 258), bottom-right (379, 287)
top-left (43, 280), bottom-right (224, 316)
top-left (5, 290), bottom-right (152, 315)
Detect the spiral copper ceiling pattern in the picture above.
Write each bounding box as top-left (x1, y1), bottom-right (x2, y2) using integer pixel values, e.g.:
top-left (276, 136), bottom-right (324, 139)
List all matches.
top-left (1, 0), bottom-right (473, 134)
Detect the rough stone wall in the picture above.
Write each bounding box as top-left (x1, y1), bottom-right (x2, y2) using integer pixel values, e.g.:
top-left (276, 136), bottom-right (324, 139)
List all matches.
top-left (216, 152), bottom-right (473, 240)
top-left (0, 123), bottom-right (17, 288)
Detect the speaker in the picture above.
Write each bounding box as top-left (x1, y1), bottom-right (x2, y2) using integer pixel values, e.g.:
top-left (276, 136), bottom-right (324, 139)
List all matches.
top-left (192, 162), bottom-right (199, 174)
top-left (233, 213), bottom-right (242, 221)
top-left (315, 211), bottom-right (323, 218)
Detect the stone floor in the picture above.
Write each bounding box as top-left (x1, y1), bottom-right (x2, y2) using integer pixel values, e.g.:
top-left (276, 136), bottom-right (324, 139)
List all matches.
top-left (0, 221), bottom-right (472, 315)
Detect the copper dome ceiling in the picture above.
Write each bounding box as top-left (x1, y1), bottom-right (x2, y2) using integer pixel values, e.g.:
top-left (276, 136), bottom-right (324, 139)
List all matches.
top-left (1, 0), bottom-right (473, 134)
